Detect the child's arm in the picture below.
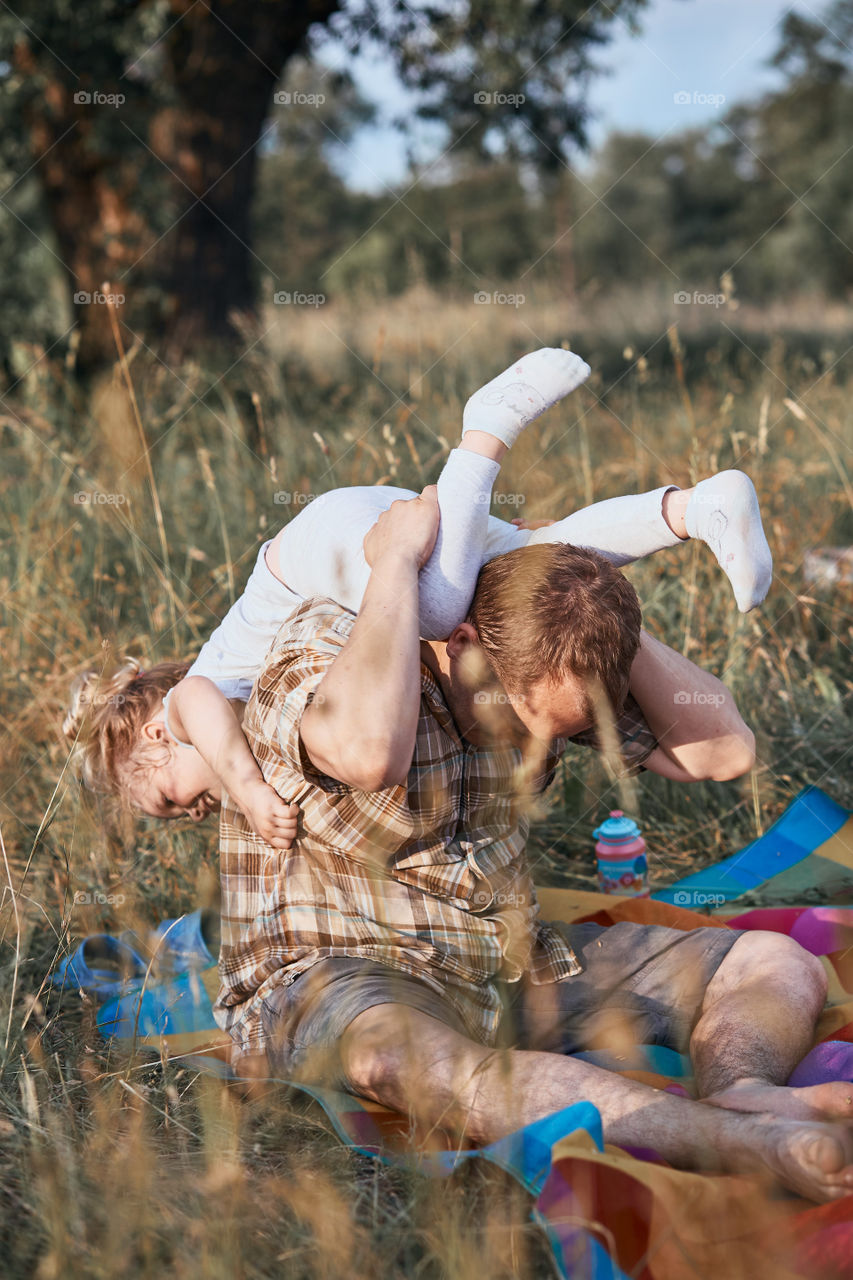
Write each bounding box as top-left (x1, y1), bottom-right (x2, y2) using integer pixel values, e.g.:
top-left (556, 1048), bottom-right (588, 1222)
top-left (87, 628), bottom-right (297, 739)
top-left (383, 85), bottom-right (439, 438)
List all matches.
top-left (168, 676), bottom-right (299, 850)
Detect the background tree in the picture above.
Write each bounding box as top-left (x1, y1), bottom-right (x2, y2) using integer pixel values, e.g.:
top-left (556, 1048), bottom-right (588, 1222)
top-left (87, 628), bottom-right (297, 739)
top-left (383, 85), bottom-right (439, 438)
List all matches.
top-left (0, 0), bottom-right (649, 375)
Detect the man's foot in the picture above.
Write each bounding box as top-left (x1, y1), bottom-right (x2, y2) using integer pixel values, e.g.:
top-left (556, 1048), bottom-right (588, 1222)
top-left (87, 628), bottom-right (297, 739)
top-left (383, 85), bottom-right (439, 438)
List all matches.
top-left (758, 1116), bottom-right (853, 1201)
top-left (703, 1078), bottom-right (853, 1122)
top-left (684, 470), bottom-right (772, 612)
top-left (462, 347), bottom-right (591, 449)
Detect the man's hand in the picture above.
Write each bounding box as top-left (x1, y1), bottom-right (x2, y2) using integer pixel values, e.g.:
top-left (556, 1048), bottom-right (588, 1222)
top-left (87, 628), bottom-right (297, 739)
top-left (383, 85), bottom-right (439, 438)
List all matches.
top-left (234, 780), bottom-right (300, 850)
top-left (364, 485), bottom-right (440, 570)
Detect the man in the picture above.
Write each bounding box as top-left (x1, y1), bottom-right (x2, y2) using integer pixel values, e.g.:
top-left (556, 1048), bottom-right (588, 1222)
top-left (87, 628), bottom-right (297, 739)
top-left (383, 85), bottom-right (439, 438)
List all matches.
top-left (214, 487), bottom-right (853, 1202)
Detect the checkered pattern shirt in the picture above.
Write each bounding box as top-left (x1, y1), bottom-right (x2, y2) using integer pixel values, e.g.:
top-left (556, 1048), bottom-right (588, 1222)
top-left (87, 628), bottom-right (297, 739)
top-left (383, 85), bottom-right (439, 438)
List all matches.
top-left (213, 598), bottom-right (656, 1062)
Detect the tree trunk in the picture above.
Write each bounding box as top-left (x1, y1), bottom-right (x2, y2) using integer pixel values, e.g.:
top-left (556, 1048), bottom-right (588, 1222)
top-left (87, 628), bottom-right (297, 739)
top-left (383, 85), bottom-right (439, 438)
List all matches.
top-left (14, 38), bottom-right (154, 376)
top-left (15, 0), bottom-right (342, 374)
top-left (153, 0), bottom-right (342, 361)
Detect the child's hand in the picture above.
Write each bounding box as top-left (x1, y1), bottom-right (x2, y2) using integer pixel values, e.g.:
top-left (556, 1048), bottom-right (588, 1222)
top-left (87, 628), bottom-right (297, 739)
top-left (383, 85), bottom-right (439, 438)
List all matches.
top-left (237, 780), bottom-right (299, 850)
top-left (511, 516), bottom-right (557, 531)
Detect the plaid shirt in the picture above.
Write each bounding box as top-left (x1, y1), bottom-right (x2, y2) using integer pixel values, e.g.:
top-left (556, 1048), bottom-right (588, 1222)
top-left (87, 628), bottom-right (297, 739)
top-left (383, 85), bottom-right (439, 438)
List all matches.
top-left (214, 598), bottom-right (656, 1062)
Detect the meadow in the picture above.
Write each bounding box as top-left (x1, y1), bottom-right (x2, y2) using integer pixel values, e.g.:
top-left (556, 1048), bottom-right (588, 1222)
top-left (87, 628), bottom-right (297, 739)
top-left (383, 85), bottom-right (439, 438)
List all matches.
top-left (0, 284), bottom-right (851, 1276)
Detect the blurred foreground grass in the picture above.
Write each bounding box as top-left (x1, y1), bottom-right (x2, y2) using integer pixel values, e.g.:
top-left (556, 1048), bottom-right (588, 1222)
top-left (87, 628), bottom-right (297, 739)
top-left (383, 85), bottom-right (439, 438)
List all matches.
top-left (0, 284), bottom-right (851, 1276)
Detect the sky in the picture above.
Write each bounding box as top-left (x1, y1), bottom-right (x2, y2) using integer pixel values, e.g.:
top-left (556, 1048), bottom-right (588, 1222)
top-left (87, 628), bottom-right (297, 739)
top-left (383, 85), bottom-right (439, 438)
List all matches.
top-left (324, 0), bottom-right (802, 192)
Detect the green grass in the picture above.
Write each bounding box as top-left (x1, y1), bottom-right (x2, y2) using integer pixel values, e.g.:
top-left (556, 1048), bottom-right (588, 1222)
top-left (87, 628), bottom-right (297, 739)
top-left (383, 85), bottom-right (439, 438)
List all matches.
top-left (1, 285), bottom-right (851, 1276)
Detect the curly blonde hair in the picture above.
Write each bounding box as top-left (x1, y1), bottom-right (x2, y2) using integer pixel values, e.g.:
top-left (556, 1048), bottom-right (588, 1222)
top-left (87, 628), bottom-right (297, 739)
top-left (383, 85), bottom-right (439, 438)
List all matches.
top-left (63, 658), bottom-right (190, 802)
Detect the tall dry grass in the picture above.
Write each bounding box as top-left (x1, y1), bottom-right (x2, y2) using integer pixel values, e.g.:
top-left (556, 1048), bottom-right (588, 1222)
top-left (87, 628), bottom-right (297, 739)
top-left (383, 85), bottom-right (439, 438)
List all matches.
top-left (0, 284), bottom-right (851, 1276)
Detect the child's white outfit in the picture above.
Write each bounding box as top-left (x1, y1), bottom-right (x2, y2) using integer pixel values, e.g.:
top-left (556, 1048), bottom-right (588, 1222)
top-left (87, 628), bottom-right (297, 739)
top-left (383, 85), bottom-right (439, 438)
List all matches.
top-left (163, 462), bottom-right (682, 734)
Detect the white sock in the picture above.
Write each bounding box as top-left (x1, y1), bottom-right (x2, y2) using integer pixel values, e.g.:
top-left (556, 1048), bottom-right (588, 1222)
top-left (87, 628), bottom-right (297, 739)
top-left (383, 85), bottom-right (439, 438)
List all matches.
top-left (684, 471), bottom-right (772, 612)
top-left (418, 449), bottom-right (501, 640)
top-left (462, 347), bottom-right (591, 448)
top-left (525, 485), bottom-right (683, 565)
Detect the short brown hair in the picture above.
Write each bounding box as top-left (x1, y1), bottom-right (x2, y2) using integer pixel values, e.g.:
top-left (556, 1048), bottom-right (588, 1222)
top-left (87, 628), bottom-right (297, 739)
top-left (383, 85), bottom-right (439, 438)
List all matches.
top-left (467, 543), bottom-right (642, 714)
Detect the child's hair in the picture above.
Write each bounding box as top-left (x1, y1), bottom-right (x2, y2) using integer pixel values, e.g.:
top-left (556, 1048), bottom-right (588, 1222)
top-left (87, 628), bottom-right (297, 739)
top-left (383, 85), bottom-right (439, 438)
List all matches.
top-left (63, 658), bottom-right (190, 800)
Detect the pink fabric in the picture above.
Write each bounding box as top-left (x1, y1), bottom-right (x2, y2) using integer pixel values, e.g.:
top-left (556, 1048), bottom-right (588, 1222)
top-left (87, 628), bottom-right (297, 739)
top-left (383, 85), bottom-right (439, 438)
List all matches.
top-left (727, 906), bottom-right (853, 956)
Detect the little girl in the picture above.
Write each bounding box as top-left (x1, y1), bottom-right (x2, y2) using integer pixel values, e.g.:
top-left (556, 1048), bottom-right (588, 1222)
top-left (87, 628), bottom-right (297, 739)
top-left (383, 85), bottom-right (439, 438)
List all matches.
top-left (64, 347), bottom-right (772, 847)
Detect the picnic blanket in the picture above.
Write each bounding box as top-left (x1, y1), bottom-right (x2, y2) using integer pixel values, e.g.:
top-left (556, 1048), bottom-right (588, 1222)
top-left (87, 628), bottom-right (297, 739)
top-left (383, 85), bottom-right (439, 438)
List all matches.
top-left (91, 786), bottom-right (853, 1278)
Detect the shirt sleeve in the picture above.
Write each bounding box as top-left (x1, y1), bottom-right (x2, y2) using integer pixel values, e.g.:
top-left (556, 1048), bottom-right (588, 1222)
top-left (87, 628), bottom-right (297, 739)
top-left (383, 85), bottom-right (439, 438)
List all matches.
top-left (567, 693), bottom-right (659, 776)
top-left (242, 601), bottom-right (355, 797)
top-left (278, 664), bottom-right (351, 795)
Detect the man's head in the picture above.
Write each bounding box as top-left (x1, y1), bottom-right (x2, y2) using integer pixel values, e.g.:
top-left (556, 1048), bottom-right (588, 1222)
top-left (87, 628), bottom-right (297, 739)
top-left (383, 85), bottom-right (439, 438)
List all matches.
top-left (442, 543), bottom-right (642, 746)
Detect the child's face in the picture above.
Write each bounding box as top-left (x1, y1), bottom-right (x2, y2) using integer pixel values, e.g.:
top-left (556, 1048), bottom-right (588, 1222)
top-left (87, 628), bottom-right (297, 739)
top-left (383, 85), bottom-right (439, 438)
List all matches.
top-left (129, 727), bottom-right (222, 822)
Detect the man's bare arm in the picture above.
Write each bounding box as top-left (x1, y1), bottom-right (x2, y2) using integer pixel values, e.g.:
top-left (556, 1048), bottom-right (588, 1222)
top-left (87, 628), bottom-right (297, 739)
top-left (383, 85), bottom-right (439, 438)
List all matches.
top-left (300, 487), bottom-right (439, 791)
top-left (629, 630), bottom-right (755, 782)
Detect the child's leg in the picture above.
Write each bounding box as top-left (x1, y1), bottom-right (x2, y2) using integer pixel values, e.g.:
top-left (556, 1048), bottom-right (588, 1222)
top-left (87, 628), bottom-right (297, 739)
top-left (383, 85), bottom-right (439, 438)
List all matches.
top-left (522, 471), bottom-right (772, 612)
top-left (418, 349), bottom-right (591, 637)
top-left (524, 486), bottom-right (682, 565)
top-left (279, 348), bottom-right (591, 636)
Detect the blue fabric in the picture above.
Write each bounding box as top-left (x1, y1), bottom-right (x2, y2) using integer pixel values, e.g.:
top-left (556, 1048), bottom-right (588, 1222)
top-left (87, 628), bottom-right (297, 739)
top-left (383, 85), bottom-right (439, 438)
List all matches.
top-left (653, 787), bottom-right (849, 904)
top-left (50, 934), bottom-right (148, 1001)
top-left (152, 908), bottom-right (217, 969)
top-left (434, 1101), bottom-right (603, 1190)
top-left (97, 969), bottom-right (217, 1040)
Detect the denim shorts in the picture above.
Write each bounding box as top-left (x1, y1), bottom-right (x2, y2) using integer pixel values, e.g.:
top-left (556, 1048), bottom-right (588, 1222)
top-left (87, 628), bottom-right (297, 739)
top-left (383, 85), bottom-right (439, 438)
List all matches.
top-left (259, 920), bottom-right (744, 1093)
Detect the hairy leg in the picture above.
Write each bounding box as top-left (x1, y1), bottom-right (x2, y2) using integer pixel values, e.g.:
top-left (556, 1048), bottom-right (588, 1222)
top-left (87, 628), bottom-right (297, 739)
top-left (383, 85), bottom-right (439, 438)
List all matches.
top-left (338, 1001), bottom-right (853, 1202)
top-left (692, 930), bottom-right (853, 1120)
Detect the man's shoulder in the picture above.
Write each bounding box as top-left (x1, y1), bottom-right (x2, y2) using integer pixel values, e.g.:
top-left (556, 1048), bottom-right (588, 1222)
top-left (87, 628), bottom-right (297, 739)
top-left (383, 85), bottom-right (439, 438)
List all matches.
top-left (271, 595), bottom-right (357, 653)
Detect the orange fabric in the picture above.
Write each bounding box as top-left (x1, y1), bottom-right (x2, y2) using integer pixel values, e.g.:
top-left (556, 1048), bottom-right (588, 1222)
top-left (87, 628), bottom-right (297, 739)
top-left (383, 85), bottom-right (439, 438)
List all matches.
top-left (545, 1133), bottom-right (810, 1280)
top-left (575, 897), bottom-right (732, 931)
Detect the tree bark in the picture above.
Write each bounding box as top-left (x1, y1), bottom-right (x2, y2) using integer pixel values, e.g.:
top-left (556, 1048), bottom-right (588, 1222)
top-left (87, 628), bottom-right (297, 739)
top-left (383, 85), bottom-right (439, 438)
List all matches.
top-left (14, 38), bottom-right (152, 376)
top-left (152, 0), bottom-right (343, 360)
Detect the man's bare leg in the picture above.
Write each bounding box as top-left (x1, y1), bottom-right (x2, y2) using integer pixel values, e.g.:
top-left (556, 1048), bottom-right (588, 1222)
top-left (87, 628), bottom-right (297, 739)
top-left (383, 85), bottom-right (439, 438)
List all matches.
top-left (339, 1002), bottom-right (853, 1202)
top-left (691, 929), bottom-right (853, 1120)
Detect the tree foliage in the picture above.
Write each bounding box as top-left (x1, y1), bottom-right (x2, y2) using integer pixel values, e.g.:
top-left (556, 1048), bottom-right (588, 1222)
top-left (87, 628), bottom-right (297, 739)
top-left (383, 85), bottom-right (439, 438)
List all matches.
top-left (0, 0), bottom-right (850, 382)
top-left (0, 0), bottom-right (648, 373)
